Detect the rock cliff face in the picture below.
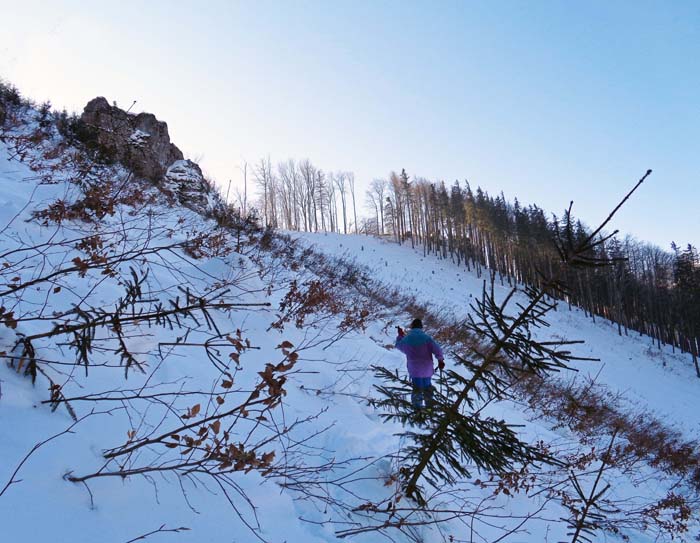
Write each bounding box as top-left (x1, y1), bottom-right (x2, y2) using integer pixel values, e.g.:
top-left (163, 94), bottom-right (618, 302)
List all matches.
top-left (79, 97), bottom-right (215, 213)
top-left (80, 97), bottom-right (184, 181)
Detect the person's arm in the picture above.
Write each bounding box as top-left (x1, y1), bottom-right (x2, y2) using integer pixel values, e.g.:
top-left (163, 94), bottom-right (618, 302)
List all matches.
top-left (395, 326), bottom-right (406, 351)
top-left (430, 337), bottom-right (445, 369)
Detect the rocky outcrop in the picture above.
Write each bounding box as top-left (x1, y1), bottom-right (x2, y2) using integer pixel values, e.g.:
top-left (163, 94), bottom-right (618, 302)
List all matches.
top-left (80, 97), bottom-right (184, 181)
top-left (163, 159), bottom-right (213, 214)
top-left (77, 97), bottom-right (218, 214)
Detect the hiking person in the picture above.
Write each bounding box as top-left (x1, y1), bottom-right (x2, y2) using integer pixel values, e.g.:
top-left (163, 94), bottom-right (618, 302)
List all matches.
top-left (395, 318), bottom-right (445, 408)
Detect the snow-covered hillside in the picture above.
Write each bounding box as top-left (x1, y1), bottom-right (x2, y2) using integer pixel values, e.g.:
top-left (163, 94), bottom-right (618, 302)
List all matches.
top-left (290, 231), bottom-right (700, 441)
top-left (1, 99), bottom-right (698, 543)
top-left (0, 102), bottom-right (393, 542)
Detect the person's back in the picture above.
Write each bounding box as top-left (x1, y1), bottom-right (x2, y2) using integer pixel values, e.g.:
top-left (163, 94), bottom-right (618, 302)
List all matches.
top-left (395, 328), bottom-right (442, 377)
top-left (395, 318), bottom-right (444, 408)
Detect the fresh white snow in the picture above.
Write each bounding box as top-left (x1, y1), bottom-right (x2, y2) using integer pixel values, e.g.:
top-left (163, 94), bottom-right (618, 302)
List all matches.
top-left (1, 107), bottom-right (698, 543)
top-left (289, 231), bottom-right (700, 441)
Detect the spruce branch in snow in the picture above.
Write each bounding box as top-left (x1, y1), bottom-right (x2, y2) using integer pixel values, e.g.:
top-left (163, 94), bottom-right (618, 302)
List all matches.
top-left (376, 276), bottom-right (592, 506)
top-left (12, 269), bottom-right (269, 382)
top-left (372, 171), bottom-right (653, 519)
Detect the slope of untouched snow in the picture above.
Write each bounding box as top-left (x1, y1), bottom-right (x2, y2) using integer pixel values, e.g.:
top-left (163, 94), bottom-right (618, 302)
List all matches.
top-left (0, 117), bottom-right (330, 542)
top-left (1, 105), bottom-right (697, 543)
top-left (289, 231), bottom-right (700, 442)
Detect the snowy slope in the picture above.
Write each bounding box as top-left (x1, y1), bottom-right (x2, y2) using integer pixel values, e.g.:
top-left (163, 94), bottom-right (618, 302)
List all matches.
top-left (289, 231), bottom-right (700, 442)
top-left (1, 103), bottom-right (698, 543)
top-left (0, 105), bottom-right (435, 543)
top-left (0, 111), bottom-right (329, 542)
top-left (0, 108), bottom-right (367, 542)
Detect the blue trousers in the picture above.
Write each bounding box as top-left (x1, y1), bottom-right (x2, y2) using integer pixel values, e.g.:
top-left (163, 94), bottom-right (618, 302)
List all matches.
top-left (411, 377), bottom-right (433, 408)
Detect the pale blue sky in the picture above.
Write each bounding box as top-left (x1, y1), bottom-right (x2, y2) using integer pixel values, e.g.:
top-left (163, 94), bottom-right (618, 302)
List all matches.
top-left (1, 1), bottom-right (698, 248)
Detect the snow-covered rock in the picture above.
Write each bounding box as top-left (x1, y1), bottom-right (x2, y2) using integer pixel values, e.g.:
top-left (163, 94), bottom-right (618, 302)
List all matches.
top-left (80, 96), bottom-right (183, 180)
top-left (127, 128), bottom-right (150, 147)
top-left (164, 159), bottom-right (212, 213)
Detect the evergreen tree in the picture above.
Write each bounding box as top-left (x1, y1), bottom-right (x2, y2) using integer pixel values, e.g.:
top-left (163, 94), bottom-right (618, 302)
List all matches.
top-left (373, 173), bottom-right (650, 506)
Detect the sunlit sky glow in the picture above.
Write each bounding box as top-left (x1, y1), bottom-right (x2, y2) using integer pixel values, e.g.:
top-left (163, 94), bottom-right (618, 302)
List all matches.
top-left (1, 0), bottom-right (698, 248)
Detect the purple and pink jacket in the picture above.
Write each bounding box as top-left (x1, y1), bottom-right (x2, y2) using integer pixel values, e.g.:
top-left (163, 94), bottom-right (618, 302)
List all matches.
top-left (395, 329), bottom-right (444, 378)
